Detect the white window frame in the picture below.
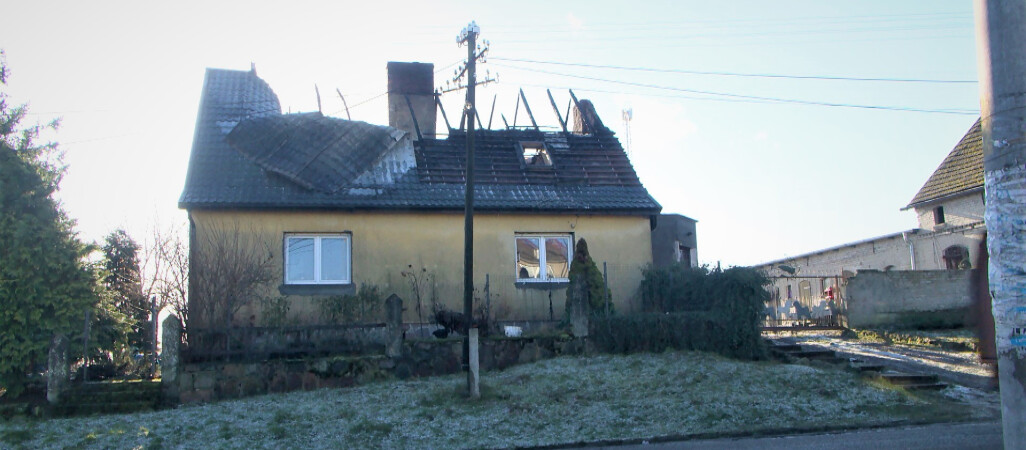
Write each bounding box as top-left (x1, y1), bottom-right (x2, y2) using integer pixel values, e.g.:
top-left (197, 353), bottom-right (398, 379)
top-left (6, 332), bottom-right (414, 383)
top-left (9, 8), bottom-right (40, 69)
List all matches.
top-left (514, 233), bottom-right (573, 282)
top-left (284, 233), bottom-right (351, 285)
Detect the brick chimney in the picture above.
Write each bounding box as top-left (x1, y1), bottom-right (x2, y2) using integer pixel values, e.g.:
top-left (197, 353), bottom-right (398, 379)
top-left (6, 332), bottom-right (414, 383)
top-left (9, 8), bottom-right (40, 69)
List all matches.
top-left (387, 62), bottom-right (436, 140)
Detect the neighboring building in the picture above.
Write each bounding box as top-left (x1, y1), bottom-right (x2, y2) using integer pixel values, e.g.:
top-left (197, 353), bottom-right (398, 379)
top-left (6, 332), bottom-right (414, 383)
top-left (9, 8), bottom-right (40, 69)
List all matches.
top-left (651, 214), bottom-right (698, 269)
top-left (756, 119), bottom-right (985, 323)
top-left (180, 62), bottom-right (686, 327)
top-left (901, 118), bottom-right (985, 269)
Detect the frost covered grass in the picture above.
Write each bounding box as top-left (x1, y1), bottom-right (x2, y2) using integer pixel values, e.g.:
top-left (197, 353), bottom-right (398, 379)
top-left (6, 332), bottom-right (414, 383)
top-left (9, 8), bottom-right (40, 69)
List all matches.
top-left (845, 327), bottom-right (979, 352)
top-left (0, 351), bottom-right (972, 449)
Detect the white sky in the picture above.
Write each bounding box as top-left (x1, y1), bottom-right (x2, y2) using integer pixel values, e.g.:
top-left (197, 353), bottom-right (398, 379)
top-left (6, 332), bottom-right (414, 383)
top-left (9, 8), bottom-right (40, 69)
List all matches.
top-left (2, 0), bottom-right (981, 267)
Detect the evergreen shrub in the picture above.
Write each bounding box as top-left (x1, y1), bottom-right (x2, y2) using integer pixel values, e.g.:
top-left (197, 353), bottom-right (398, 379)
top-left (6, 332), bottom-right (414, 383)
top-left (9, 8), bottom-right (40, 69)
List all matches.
top-left (593, 265), bottom-right (769, 360)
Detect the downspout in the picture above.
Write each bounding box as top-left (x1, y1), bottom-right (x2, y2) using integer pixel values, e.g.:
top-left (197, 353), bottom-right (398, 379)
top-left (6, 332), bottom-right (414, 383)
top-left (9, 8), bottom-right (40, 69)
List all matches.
top-left (901, 231), bottom-right (917, 270)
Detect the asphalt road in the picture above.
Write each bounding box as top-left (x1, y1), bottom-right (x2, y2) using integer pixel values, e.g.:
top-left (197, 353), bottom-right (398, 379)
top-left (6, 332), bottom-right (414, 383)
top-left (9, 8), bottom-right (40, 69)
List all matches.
top-left (597, 421), bottom-right (1003, 450)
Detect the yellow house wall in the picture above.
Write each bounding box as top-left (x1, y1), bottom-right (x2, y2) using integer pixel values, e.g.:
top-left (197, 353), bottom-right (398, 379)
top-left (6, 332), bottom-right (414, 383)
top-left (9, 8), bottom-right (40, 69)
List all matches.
top-left (189, 210), bottom-right (653, 324)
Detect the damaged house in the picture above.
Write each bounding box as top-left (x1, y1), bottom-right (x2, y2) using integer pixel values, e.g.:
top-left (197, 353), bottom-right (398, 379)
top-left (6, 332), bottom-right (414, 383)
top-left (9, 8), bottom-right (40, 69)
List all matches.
top-left (179, 62), bottom-right (692, 328)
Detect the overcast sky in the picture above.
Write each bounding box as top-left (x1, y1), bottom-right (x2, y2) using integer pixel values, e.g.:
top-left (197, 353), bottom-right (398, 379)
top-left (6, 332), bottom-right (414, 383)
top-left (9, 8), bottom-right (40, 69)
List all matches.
top-left (2, 0), bottom-right (981, 267)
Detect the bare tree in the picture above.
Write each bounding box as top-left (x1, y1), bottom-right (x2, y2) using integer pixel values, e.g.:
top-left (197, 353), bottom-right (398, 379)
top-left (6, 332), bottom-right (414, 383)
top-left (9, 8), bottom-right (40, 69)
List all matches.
top-left (190, 222), bottom-right (275, 354)
top-left (141, 224), bottom-right (190, 326)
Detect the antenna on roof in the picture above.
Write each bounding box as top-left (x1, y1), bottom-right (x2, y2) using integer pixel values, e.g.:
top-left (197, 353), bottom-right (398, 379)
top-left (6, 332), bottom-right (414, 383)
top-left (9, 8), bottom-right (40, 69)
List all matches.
top-left (622, 107), bottom-right (633, 155)
top-left (250, 62), bottom-right (257, 75)
top-left (314, 84), bottom-right (323, 114)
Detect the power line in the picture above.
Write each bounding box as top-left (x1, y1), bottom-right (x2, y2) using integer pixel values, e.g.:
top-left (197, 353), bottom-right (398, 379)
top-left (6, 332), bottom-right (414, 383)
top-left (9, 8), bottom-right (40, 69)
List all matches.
top-left (326, 59), bottom-right (464, 117)
top-left (495, 64), bottom-right (977, 116)
top-left (482, 11), bottom-right (970, 33)
top-left (494, 21), bottom-right (971, 46)
top-left (492, 57), bottom-right (976, 84)
top-left (62, 133), bottom-right (142, 145)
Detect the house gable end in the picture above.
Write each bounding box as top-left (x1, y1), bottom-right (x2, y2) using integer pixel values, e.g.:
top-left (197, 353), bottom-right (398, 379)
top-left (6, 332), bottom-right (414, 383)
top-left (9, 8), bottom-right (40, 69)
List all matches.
top-left (906, 119), bottom-right (983, 209)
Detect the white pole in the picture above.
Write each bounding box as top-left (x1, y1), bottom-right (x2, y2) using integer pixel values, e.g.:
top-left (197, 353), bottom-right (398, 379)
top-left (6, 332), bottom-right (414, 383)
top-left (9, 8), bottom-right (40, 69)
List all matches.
top-left (468, 328), bottom-right (480, 399)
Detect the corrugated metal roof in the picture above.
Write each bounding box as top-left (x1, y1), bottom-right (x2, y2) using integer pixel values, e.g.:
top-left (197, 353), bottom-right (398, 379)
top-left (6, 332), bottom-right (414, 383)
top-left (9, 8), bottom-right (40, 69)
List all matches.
top-left (179, 67), bottom-right (661, 214)
top-left (907, 119), bottom-right (983, 208)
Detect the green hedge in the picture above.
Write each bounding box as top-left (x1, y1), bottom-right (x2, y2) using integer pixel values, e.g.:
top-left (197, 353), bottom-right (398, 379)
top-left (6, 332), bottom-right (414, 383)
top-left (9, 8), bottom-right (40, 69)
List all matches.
top-left (590, 265), bottom-right (769, 360)
top-left (590, 313), bottom-right (766, 360)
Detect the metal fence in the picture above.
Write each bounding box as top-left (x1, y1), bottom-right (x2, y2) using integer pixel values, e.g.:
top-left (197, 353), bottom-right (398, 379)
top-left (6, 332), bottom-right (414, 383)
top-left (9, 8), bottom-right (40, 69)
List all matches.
top-left (763, 275), bottom-right (846, 330)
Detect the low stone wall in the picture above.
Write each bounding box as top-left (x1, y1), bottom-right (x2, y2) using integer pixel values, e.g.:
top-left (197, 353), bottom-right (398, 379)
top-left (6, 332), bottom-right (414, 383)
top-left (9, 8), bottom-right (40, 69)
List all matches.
top-left (846, 269), bottom-right (975, 328)
top-left (175, 335), bottom-right (586, 404)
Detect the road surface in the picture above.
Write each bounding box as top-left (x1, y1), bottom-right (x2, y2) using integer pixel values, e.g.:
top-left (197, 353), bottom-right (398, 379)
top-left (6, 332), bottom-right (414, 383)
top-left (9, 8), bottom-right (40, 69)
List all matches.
top-left (597, 421), bottom-right (1002, 450)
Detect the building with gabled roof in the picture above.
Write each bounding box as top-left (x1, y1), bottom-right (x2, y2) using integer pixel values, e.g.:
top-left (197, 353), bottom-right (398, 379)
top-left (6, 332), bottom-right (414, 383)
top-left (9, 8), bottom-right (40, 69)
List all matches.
top-left (180, 63), bottom-right (690, 327)
top-left (903, 119), bottom-right (984, 232)
top-left (755, 119), bottom-right (985, 327)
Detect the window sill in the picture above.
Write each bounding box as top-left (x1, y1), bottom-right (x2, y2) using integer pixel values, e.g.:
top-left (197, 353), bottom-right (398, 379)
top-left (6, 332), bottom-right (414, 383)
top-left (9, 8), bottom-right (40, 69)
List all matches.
top-left (514, 281), bottom-right (569, 290)
top-left (278, 283), bottom-right (355, 296)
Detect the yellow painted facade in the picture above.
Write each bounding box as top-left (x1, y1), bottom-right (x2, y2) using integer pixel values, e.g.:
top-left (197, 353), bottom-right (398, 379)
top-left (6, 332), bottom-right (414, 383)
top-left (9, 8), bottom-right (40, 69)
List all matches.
top-left (189, 209), bottom-right (654, 324)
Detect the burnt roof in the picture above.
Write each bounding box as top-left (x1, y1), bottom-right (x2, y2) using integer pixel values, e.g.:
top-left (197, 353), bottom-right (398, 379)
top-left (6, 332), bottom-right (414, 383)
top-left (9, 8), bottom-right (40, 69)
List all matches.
top-left (226, 113), bottom-right (406, 192)
top-left (179, 68), bottom-right (661, 214)
top-left (906, 119), bottom-right (983, 208)
top-left (417, 129), bottom-right (643, 187)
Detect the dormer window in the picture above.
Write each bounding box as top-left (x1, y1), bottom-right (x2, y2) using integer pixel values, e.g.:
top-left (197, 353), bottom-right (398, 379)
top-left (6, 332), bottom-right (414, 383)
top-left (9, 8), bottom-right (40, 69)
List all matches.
top-left (519, 141), bottom-right (552, 167)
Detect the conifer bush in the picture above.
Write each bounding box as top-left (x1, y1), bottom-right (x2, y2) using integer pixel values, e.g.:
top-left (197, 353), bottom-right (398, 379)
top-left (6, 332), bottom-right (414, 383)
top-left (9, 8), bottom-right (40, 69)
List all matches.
top-left (563, 238), bottom-right (612, 318)
top-left (593, 265), bottom-right (769, 360)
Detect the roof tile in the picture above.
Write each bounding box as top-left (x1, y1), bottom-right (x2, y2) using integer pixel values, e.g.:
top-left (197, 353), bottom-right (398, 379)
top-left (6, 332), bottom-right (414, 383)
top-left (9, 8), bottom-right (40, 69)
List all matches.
top-left (907, 119), bottom-right (983, 207)
top-left (180, 68), bottom-right (661, 214)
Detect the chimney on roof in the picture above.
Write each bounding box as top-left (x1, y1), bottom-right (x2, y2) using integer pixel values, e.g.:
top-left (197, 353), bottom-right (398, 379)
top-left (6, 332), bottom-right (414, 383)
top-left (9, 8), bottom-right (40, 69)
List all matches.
top-left (572, 99), bottom-right (605, 134)
top-left (387, 62), bottom-right (436, 140)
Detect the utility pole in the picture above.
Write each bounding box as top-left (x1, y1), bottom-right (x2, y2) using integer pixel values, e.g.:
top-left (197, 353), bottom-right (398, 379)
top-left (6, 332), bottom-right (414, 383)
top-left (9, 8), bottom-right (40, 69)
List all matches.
top-left (457, 21), bottom-right (480, 395)
top-left (974, 1), bottom-right (1026, 448)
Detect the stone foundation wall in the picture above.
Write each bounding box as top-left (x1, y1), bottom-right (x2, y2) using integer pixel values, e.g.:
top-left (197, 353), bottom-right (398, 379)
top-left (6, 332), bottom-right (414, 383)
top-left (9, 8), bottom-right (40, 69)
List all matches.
top-left (175, 335), bottom-right (586, 404)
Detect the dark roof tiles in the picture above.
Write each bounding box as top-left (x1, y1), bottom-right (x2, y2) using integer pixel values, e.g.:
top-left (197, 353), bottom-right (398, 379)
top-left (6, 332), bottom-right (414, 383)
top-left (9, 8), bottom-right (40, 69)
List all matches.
top-left (907, 119), bottom-right (983, 207)
top-left (226, 113), bottom-right (406, 192)
top-left (179, 67), bottom-right (661, 214)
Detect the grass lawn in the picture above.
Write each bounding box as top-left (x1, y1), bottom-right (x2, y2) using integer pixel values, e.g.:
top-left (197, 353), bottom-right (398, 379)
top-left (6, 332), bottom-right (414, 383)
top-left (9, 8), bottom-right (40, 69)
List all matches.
top-left (844, 328), bottom-right (980, 352)
top-left (0, 351), bottom-right (975, 449)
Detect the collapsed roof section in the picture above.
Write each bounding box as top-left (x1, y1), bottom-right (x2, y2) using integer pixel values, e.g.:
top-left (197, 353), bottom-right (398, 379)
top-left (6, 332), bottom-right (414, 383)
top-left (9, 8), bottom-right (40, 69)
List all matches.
top-left (227, 113), bottom-right (408, 193)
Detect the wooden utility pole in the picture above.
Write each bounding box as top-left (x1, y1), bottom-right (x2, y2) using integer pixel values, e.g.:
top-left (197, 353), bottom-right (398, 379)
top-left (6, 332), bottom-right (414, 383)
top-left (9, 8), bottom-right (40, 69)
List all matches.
top-left (457, 21), bottom-right (480, 396)
top-left (974, 1), bottom-right (1026, 448)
